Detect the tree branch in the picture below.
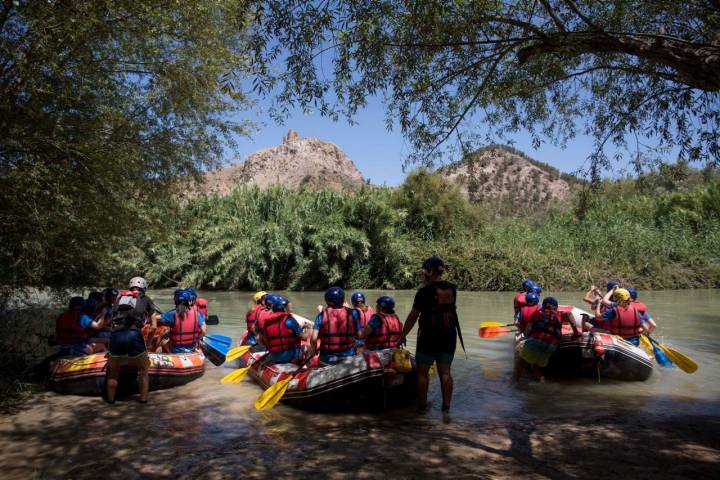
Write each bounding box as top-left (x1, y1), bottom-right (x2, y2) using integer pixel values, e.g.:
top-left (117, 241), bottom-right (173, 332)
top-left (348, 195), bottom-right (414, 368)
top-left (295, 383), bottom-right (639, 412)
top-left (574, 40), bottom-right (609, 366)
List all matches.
top-left (538, 0), bottom-right (566, 32)
top-left (562, 0), bottom-right (604, 32)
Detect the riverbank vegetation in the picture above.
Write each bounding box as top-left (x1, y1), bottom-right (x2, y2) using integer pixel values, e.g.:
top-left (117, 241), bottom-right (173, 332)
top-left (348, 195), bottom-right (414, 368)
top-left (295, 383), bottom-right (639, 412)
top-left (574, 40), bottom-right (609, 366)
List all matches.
top-left (123, 167), bottom-right (720, 292)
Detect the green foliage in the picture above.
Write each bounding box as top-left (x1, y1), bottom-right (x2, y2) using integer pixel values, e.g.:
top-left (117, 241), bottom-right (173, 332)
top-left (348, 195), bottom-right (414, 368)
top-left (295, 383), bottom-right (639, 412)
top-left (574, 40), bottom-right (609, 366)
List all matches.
top-left (249, 1), bottom-right (720, 170)
top-left (0, 1), bottom-right (254, 296)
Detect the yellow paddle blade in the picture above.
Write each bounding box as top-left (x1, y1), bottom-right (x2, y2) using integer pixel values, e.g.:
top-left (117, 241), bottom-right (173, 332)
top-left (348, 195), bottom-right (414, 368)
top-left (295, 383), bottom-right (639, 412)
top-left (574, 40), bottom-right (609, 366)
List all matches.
top-left (479, 321), bottom-right (507, 329)
top-left (656, 342), bottom-right (698, 374)
top-left (225, 345), bottom-right (252, 363)
top-left (639, 335), bottom-right (654, 357)
top-left (254, 377), bottom-right (292, 410)
top-left (220, 366), bottom-right (250, 384)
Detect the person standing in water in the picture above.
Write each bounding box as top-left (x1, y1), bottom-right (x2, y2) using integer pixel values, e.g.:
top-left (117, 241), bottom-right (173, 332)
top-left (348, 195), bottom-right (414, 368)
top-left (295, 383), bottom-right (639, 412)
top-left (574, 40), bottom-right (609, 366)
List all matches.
top-left (401, 256), bottom-right (461, 413)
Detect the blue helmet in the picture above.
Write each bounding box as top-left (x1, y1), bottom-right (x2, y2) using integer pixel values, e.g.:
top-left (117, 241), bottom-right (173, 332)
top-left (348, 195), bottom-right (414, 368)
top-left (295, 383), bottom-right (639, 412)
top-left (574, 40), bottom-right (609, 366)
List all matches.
top-left (264, 293), bottom-right (280, 309)
top-left (88, 291), bottom-right (103, 302)
top-left (351, 292), bottom-right (366, 305)
top-left (542, 296), bottom-right (559, 309)
top-left (69, 296), bottom-right (85, 310)
top-left (376, 295), bottom-right (395, 312)
top-left (85, 298), bottom-right (97, 313)
top-left (271, 296), bottom-right (290, 312)
top-left (627, 288), bottom-right (638, 301)
top-left (103, 287), bottom-right (119, 301)
top-left (173, 288), bottom-right (185, 305)
top-left (186, 288), bottom-right (198, 304)
top-left (521, 279), bottom-right (536, 292)
top-left (532, 285), bottom-right (543, 295)
top-left (607, 280), bottom-right (619, 291)
top-left (324, 287), bottom-right (345, 307)
top-left (525, 292), bottom-right (539, 305)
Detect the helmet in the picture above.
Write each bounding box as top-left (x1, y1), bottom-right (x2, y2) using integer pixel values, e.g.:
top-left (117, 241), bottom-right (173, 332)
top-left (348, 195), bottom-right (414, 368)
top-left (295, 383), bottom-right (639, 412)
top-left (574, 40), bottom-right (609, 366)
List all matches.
top-left (606, 280), bottom-right (619, 292)
top-left (173, 288), bottom-right (185, 305)
top-left (532, 285), bottom-right (543, 295)
top-left (525, 292), bottom-right (539, 305)
top-left (351, 292), bottom-right (366, 305)
top-left (103, 287), bottom-right (119, 301)
top-left (542, 296), bottom-right (559, 309)
top-left (376, 295), bottom-right (395, 312)
top-left (324, 287), bottom-right (345, 307)
top-left (627, 288), bottom-right (638, 301)
top-left (613, 288), bottom-right (631, 303)
top-left (69, 296), bottom-right (85, 310)
top-left (129, 276), bottom-right (148, 290)
top-left (264, 293), bottom-right (279, 309)
top-left (253, 291), bottom-right (268, 304)
top-left (186, 288), bottom-right (198, 304)
top-left (85, 298), bottom-right (97, 313)
top-left (196, 298), bottom-right (208, 308)
top-left (521, 279), bottom-right (536, 292)
top-left (271, 296), bottom-right (289, 312)
top-left (422, 256), bottom-right (445, 274)
top-left (88, 291), bottom-right (103, 302)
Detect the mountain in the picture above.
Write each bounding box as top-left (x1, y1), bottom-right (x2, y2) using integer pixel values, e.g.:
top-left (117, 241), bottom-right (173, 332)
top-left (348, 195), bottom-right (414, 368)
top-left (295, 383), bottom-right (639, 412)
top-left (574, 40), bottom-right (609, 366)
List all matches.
top-left (198, 130), bottom-right (365, 196)
top-left (439, 145), bottom-right (579, 207)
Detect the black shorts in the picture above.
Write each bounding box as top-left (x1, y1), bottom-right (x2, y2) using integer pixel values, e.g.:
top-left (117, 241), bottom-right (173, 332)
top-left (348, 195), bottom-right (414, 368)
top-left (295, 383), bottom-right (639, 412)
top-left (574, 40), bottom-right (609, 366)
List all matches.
top-left (417, 327), bottom-right (457, 357)
top-left (109, 328), bottom-right (147, 357)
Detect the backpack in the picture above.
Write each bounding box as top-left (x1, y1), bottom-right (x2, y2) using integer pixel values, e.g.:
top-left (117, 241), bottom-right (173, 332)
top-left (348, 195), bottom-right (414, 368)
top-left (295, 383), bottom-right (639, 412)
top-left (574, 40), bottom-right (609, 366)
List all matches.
top-left (112, 290), bottom-right (146, 329)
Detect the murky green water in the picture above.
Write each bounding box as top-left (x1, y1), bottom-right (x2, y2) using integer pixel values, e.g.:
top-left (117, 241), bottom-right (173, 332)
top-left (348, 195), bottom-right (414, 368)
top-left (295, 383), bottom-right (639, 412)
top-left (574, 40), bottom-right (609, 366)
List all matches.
top-left (1, 289), bottom-right (718, 479)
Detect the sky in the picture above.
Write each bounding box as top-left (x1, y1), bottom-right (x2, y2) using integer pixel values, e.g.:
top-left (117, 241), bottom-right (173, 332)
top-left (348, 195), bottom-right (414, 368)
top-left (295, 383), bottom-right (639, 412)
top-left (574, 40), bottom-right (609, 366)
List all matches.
top-left (230, 94), bottom-right (610, 187)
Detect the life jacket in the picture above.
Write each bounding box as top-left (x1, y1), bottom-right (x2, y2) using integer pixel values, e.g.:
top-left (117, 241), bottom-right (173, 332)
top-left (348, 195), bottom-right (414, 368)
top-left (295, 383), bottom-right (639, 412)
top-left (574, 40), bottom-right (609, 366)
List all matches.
top-left (246, 304), bottom-right (264, 332)
top-left (112, 290), bottom-right (148, 330)
top-left (142, 324), bottom-right (171, 353)
top-left (356, 306), bottom-right (375, 328)
top-left (196, 298), bottom-right (208, 318)
top-left (169, 307), bottom-right (201, 348)
top-left (633, 300), bottom-right (647, 316)
top-left (517, 304), bottom-right (540, 333)
top-left (55, 310), bottom-right (88, 345)
top-left (528, 309), bottom-right (563, 345)
top-left (261, 312), bottom-right (301, 353)
top-left (365, 312), bottom-right (403, 350)
top-left (610, 304), bottom-right (642, 339)
top-left (320, 307), bottom-right (357, 353)
top-left (513, 292), bottom-right (527, 312)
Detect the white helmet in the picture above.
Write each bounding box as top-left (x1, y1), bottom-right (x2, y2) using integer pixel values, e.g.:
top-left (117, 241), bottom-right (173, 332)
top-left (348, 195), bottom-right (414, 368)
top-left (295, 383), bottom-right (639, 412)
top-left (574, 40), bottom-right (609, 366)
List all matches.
top-left (129, 276), bottom-right (148, 290)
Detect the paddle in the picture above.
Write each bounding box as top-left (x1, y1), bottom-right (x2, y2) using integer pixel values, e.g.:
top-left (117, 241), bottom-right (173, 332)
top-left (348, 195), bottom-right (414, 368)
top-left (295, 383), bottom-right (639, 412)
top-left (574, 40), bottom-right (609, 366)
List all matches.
top-left (226, 344), bottom-right (252, 363)
top-left (200, 334), bottom-right (232, 366)
top-left (254, 355), bottom-right (315, 410)
top-left (206, 315), bottom-right (220, 326)
top-left (646, 335), bottom-right (698, 374)
top-left (478, 326), bottom-right (516, 339)
top-left (479, 321), bottom-right (514, 329)
top-left (220, 348), bottom-right (264, 384)
top-left (640, 334), bottom-right (673, 367)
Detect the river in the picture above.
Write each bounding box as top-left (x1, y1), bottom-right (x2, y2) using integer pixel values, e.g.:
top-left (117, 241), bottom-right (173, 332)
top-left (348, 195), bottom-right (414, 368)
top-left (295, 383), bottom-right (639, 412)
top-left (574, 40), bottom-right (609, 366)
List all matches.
top-left (1, 289), bottom-right (718, 478)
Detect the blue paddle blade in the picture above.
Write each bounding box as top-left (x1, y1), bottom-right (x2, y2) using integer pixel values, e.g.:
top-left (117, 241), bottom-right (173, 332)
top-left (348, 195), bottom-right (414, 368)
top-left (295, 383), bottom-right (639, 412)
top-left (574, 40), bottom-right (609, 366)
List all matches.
top-left (205, 334), bottom-right (232, 348)
top-left (652, 343), bottom-right (674, 367)
top-left (200, 338), bottom-right (227, 366)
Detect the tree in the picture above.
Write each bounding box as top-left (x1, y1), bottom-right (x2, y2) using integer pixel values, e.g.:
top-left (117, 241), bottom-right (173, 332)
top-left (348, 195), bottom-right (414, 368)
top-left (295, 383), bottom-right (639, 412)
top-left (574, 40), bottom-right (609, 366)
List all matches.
top-left (248, 1), bottom-right (720, 177)
top-left (0, 0), bottom-right (253, 294)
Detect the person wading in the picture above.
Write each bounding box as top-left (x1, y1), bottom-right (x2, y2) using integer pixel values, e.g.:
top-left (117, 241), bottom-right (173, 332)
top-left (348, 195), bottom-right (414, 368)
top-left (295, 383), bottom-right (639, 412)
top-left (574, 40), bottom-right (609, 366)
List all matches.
top-left (401, 256), bottom-right (463, 413)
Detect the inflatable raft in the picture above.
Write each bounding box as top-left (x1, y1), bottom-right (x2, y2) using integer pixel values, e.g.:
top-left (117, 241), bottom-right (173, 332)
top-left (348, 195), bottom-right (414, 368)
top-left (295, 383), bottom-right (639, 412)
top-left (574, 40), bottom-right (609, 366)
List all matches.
top-left (515, 305), bottom-right (654, 381)
top-left (237, 346), bottom-right (416, 410)
top-left (47, 352), bottom-right (205, 396)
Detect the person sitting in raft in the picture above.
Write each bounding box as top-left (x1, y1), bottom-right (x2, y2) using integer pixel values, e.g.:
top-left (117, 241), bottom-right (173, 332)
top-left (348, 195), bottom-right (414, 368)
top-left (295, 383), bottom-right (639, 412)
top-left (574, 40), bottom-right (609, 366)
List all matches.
top-left (359, 295), bottom-right (403, 351)
top-left (159, 289), bottom-right (206, 354)
top-left (627, 287), bottom-right (657, 333)
top-left (244, 291), bottom-right (267, 346)
top-left (311, 287), bottom-right (361, 365)
top-left (106, 276), bottom-right (161, 404)
top-left (598, 281), bottom-right (621, 313)
top-left (515, 291), bottom-right (540, 334)
top-left (196, 298), bottom-right (209, 318)
top-left (256, 296), bottom-right (310, 364)
top-left (87, 287), bottom-right (118, 344)
top-left (513, 296), bottom-right (580, 383)
top-left (514, 279), bottom-right (537, 313)
top-left (351, 291), bottom-right (375, 328)
top-left (55, 296), bottom-right (106, 356)
top-left (592, 288), bottom-right (647, 346)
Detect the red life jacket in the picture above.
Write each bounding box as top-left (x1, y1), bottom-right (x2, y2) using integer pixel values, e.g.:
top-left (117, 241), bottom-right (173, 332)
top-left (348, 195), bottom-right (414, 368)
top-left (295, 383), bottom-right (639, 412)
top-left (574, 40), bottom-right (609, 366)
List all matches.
top-left (261, 312), bottom-right (301, 353)
top-left (365, 312), bottom-right (403, 350)
top-left (514, 292), bottom-right (527, 312)
top-left (356, 306), bottom-right (375, 328)
top-left (55, 310), bottom-right (88, 344)
top-left (196, 298), bottom-right (208, 317)
top-left (320, 307), bottom-right (357, 353)
top-left (517, 304), bottom-right (540, 333)
top-left (610, 304), bottom-right (642, 339)
top-left (633, 301), bottom-right (647, 316)
top-left (528, 309), bottom-right (563, 345)
top-left (169, 307), bottom-right (201, 348)
top-left (246, 304), bottom-right (264, 332)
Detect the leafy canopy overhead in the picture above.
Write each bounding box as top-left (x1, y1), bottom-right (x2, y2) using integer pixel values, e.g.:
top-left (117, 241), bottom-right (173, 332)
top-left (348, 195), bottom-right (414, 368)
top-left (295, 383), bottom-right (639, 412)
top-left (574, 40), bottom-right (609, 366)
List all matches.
top-left (248, 0), bottom-right (720, 175)
top-left (0, 0), bottom-right (253, 292)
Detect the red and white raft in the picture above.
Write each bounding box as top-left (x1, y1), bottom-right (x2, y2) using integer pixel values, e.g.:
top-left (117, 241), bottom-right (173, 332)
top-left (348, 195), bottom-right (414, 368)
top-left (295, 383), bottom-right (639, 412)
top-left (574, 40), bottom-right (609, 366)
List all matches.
top-left (237, 345), bottom-right (416, 410)
top-left (47, 352), bottom-right (206, 396)
top-left (516, 305), bottom-right (654, 381)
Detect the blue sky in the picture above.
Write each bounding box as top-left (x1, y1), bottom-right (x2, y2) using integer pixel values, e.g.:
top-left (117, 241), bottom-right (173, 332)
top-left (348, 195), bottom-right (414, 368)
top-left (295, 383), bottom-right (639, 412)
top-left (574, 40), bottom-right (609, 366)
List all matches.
top-left (231, 95), bottom-right (608, 187)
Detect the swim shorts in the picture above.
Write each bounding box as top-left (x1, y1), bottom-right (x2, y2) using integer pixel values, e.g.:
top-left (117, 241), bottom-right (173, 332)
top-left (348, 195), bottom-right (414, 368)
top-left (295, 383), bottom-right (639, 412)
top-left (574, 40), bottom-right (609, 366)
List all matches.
top-left (109, 328), bottom-right (148, 358)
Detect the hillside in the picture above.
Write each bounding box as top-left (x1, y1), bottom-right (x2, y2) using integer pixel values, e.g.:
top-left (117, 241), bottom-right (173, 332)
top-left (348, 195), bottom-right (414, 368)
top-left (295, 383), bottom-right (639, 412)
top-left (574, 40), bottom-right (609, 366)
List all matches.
top-left (198, 130), bottom-right (365, 196)
top-left (439, 145), bottom-right (579, 208)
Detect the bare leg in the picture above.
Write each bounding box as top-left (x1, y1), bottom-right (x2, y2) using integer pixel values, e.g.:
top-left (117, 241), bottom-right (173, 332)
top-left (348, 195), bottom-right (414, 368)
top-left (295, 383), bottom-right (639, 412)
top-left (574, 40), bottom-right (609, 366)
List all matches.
top-left (512, 357), bottom-right (528, 382)
top-left (437, 362), bottom-right (453, 411)
top-left (416, 362), bottom-right (431, 411)
top-left (530, 365), bottom-right (545, 383)
top-left (138, 364), bottom-right (149, 402)
top-left (105, 357), bottom-right (120, 403)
